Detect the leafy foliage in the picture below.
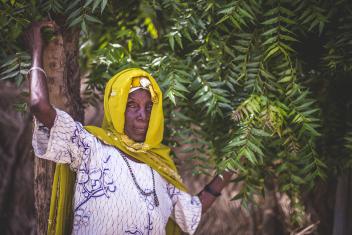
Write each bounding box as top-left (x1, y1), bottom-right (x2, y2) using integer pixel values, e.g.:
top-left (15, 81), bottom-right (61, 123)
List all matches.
top-left (0, 52), bottom-right (30, 85)
top-left (1, 0), bottom-right (352, 231)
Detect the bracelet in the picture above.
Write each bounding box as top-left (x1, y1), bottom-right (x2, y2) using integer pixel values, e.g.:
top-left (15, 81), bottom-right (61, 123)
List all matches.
top-left (27, 66), bottom-right (47, 79)
top-left (203, 184), bottom-right (221, 197)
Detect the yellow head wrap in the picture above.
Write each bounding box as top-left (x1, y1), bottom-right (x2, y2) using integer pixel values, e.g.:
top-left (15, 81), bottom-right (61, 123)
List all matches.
top-left (48, 68), bottom-right (185, 235)
top-left (85, 68), bottom-right (186, 189)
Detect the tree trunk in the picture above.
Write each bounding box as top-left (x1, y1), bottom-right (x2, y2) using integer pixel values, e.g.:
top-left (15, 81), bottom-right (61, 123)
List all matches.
top-left (332, 171), bottom-right (352, 235)
top-left (262, 180), bottom-right (283, 235)
top-left (34, 28), bottom-right (83, 235)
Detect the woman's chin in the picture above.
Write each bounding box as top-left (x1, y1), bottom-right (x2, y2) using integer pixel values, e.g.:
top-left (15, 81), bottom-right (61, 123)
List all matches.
top-left (130, 134), bottom-right (146, 143)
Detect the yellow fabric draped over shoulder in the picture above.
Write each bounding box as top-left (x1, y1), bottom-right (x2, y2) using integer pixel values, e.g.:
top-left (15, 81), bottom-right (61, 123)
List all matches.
top-left (48, 68), bottom-right (186, 235)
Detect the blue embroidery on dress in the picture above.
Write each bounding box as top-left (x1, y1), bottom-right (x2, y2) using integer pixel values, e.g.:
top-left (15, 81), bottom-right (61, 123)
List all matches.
top-left (125, 213), bottom-right (153, 235)
top-left (38, 124), bottom-right (50, 138)
top-left (191, 215), bottom-right (199, 230)
top-left (125, 230), bottom-right (143, 235)
top-left (190, 197), bottom-right (201, 230)
top-left (166, 183), bottom-right (181, 205)
top-left (191, 196), bottom-right (201, 206)
top-left (71, 124), bottom-right (117, 230)
top-left (73, 208), bottom-right (92, 231)
top-left (75, 154), bottom-right (116, 211)
top-left (145, 213), bottom-right (153, 234)
top-left (139, 188), bottom-right (156, 211)
top-left (71, 124), bottom-right (91, 160)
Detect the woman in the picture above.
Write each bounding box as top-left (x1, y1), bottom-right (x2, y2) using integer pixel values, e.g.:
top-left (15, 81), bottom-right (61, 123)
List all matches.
top-left (27, 21), bottom-right (232, 235)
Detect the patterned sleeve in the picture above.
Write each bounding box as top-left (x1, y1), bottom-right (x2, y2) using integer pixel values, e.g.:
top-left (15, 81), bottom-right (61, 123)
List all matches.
top-left (32, 108), bottom-right (95, 171)
top-left (167, 183), bottom-right (202, 234)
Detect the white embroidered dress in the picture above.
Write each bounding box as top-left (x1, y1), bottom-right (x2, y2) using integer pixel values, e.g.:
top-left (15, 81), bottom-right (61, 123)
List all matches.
top-left (32, 109), bottom-right (202, 235)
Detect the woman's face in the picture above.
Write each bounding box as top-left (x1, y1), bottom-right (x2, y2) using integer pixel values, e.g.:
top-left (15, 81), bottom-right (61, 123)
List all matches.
top-left (124, 89), bottom-right (153, 142)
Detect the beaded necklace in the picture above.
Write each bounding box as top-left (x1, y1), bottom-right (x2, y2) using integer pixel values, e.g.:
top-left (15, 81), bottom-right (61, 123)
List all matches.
top-left (120, 152), bottom-right (159, 207)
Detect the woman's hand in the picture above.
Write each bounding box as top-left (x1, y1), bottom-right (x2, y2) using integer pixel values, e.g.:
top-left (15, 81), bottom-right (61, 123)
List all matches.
top-left (23, 20), bottom-right (58, 55)
top-left (198, 171), bottom-right (233, 213)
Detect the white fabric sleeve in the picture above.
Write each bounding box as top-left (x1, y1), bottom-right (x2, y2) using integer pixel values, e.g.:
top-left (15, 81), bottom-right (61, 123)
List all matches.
top-left (32, 108), bottom-right (95, 171)
top-left (167, 183), bottom-right (202, 234)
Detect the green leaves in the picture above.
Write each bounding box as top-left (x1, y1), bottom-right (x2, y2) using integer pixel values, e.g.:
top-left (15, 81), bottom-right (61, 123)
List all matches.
top-left (225, 123), bottom-right (267, 165)
top-left (323, 10), bottom-right (352, 72)
top-left (163, 69), bottom-right (191, 105)
top-left (42, 0), bottom-right (64, 13)
top-left (261, 4), bottom-right (297, 61)
top-left (294, 0), bottom-right (328, 34)
top-left (192, 72), bottom-right (231, 118)
top-left (287, 89), bottom-right (321, 138)
top-left (216, 0), bottom-right (259, 29)
top-left (344, 130), bottom-right (352, 169)
top-left (0, 52), bottom-right (30, 84)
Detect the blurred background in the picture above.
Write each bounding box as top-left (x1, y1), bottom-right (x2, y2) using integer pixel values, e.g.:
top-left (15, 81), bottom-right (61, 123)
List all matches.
top-left (0, 0), bottom-right (352, 234)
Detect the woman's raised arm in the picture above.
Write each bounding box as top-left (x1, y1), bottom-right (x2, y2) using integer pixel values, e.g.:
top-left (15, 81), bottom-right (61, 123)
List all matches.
top-left (25, 21), bottom-right (58, 128)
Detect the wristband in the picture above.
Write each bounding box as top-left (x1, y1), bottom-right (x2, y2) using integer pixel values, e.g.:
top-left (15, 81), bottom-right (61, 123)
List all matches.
top-left (204, 184), bottom-right (221, 197)
top-left (27, 67), bottom-right (47, 79)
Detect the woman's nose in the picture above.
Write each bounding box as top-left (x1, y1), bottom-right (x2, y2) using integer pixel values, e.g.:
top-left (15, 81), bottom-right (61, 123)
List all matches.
top-left (137, 108), bottom-right (147, 121)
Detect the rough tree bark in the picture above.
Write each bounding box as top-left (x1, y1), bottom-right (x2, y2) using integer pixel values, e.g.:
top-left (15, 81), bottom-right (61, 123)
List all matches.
top-left (34, 27), bottom-right (83, 235)
top-left (332, 171), bottom-right (352, 235)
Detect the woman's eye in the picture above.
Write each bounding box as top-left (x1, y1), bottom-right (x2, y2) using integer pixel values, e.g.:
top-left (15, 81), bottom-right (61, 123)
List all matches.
top-left (146, 104), bottom-right (153, 112)
top-left (127, 103), bottom-right (137, 108)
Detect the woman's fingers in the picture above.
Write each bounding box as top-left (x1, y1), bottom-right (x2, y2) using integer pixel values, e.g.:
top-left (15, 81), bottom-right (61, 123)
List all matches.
top-left (22, 20), bottom-right (60, 52)
top-left (39, 20), bottom-right (59, 31)
top-left (26, 20), bottom-right (59, 33)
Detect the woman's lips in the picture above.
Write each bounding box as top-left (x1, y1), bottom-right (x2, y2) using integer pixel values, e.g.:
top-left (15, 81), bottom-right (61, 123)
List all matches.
top-left (134, 127), bottom-right (147, 134)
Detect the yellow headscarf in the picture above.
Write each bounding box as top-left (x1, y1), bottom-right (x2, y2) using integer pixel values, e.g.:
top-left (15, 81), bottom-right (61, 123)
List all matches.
top-left (48, 68), bottom-right (186, 235)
